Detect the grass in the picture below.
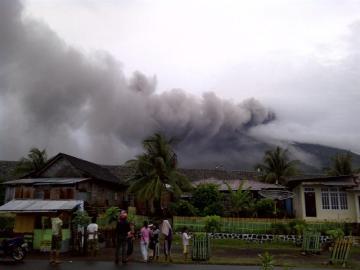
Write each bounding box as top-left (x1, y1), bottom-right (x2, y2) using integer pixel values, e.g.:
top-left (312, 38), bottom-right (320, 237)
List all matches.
top-left (169, 234), bottom-right (360, 268)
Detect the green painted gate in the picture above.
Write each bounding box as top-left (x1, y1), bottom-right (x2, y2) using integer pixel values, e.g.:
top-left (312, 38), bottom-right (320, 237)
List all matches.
top-left (302, 231), bottom-right (321, 253)
top-left (191, 233), bottom-right (210, 261)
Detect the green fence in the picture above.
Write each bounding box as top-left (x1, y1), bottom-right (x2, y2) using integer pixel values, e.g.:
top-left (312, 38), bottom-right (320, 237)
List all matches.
top-left (173, 216), bottom-right (347, 234)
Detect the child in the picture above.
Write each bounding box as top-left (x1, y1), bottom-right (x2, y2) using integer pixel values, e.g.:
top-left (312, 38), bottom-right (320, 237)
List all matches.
top-left (181, 227), bottom-right (191, 261)
top-left (149, 224), bottom-right (160, 261)
top-left (87, 216), bottom-right (99, 257)
top-left (140, 221), bottom-right (150, 262)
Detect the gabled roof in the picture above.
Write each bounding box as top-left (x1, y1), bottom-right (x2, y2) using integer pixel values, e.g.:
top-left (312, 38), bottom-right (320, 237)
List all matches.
top-left (30, 153), bottom-right (124, 185)
top-left (287, 175), bottom-right (357, 188)
top-left (2, 178), bottom-right (89, 186)
top-left (0, 200), bottom-right (83, 213)
top-left (192, 178), bottom-right (284, 191)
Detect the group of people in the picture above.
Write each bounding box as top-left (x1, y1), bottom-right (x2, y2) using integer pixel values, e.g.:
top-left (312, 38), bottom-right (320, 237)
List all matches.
top-left (114, 210), bottom-right (178, 264)
top-left (49, 210), bottom-right (191, 265)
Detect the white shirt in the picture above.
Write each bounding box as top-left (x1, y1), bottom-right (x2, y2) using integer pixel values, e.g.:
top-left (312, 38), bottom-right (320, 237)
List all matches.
top-left (87, 223), bottom-right (98, 240)
top-left (51, 217), bottom-right (63, 236)
top-left (182, 232), bottom-right (191, 246)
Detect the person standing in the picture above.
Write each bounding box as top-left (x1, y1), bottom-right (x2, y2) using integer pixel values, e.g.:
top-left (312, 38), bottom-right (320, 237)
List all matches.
top-left (115, 210), bottom-right (130, 264)
top-left (182, 227), bottom-right (191, 261)
top-left (50, 212), bottom-right (64, 264)
top-left (126, 222), bottom-right (135, 261)
top-left (161, 219), bottom-right (173, 262)
top-left (150, 224), bottom-right (160, 261)
top-left (140, 221), bottom-right (150, 262)
top-left (87, 216), bottom-right (98, 257)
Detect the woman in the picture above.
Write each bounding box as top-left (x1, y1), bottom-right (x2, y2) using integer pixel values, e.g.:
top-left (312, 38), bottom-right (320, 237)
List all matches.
top-left (140, 221), bottom-right (150, 262)
top-left (161, 219), bottom-right (173, 262)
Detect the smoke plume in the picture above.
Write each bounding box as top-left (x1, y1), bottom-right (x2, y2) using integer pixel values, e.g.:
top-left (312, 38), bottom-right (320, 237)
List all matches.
top-left (0, 0), bottom-right (277, 168)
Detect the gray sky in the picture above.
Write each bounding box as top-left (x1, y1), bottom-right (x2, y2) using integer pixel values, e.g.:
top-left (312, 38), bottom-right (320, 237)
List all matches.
top-left (0, 0), bottom-right (359, 166)
top-left (23, 0), bottom-right (360, 152)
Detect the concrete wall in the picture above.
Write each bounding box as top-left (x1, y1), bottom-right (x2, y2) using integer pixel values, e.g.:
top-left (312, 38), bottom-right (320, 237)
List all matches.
top-left (293, 184), bottom-right (359, 222)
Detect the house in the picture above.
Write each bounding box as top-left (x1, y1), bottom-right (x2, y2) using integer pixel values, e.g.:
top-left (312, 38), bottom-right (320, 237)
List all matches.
top-left (0, 199), bottom-right (83, 251)
top-left (288, 175), bottom-right (360, 223)
top-left (2, 153), bottom-right (128, 213)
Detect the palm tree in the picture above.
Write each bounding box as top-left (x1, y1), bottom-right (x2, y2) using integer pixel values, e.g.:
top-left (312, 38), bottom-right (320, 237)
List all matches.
top-left (225, 182), bottom-right (255, 217)
top-left (327, 153), bottom-right (353, 176)
top-left (257, 146), bottom-right (298, 185)
top-left (127, 133), bottom-right (191, 215)
top-left (14, 147), bottom-right (48, 177)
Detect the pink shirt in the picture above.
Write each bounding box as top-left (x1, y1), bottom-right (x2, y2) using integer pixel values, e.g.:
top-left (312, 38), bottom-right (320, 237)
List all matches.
top-left (140, 227), bottom-right (150, 243)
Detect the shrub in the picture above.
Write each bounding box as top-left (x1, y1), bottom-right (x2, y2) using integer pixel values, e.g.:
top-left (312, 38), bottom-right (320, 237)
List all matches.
top-left (258, 251), bottom-right (275, 270)
top-left (271, 223), bottom-right (291, 235)
top-left (255, 199), bottom-right (275, 217)
top-left (288, 219), bottom-right (307, 235)
top-left (0, 213), bottom-right (15, 231)
top-left (203, 202), bottom-right (224, 216)
top-left (105, 206), bottom-right (120, 224)
top-left (204, 215), bottom-right (221, 233)
top-left (326, 228), bottom-right (344, 240)
top-left (72, 210), bottom-right (91, 227)
top-left (192, 184), bottom-right (223, 216)
top-left (169, 200), bottom-right (198, 216)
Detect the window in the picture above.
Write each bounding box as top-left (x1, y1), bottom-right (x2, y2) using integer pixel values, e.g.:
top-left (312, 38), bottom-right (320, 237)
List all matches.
top-left (321, 188), bottom-right (330, 209)
top-left (321, 187), bottom-right (347, 210)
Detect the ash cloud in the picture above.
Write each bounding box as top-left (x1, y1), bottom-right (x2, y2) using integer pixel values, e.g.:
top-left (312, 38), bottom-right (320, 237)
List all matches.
top-left (0, 0), bottom-right (275, 167)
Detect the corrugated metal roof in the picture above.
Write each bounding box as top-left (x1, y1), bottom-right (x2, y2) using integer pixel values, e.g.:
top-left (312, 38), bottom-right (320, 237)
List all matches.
top-left (192, 178), bottom-right (284, 191)
top-left (0, 200), bottom-right (83, 212)
top-left (2, 178), bottom-right (89, 185)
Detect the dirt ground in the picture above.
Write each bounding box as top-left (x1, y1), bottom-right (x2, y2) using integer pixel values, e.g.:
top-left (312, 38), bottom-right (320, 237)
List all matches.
top-left (27, 239), bottom-right (360, 268)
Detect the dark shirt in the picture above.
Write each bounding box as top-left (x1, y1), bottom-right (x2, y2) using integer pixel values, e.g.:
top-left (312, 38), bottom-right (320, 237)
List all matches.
top-left (116, 219), bottom-right (130, 240)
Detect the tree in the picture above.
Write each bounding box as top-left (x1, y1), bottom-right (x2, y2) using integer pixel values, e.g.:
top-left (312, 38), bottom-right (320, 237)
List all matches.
top-left (127, 133), bottom-right (191, 215)
top-left (257, 146), bottom-right (298, 185)
top-left (191, 184), bottom-right (223, 216)
top-left (225, 182), bottom-right (255, 217)
top-left (14, 147), bottom-right (48, 177)
top-left (327, 153), bottom-right (353, 176)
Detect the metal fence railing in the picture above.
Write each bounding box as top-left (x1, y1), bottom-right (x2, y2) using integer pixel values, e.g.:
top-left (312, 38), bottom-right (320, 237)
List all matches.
top-left (173, 216), bottom-right (347, 234)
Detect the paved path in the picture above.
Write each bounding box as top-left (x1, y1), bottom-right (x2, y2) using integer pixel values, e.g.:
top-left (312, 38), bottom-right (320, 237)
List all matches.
top-left (0, 260), bottom-right (343, 270)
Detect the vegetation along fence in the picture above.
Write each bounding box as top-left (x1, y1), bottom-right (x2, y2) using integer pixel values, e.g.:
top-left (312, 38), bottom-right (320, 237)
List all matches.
top-left (173, 216), bottom-right (346, 234)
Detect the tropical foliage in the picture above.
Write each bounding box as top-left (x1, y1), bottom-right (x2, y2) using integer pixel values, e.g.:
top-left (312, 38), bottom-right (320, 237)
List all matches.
top-left (225, 182), bottom-right (255, 217)
top-left (191, 183), bottom-right (224, 216)
top-left (127, 133), bottom-right (191, 214)
top-left (170, 199), bottom-right (198, 216)
top-left (257, 146), bottom-right (298, 185)
top-left (204, 215), bottom-right (221, 233)
top-left (327, 153), bottom-right (353, 176)
top-left (72, 210), bottom-right (91, 227)
top-left (14, 147), bottom-right (48, 176)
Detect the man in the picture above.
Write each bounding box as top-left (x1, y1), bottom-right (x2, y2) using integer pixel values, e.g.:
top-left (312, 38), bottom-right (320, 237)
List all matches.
top-left (161, 219), bottom-right (173, 262)
top-left (87, 216), bottom-right (98, 257)
top-left (115, 210), bottom-right (130, 264)
top-left (50, 212), bottom-right (64, 264)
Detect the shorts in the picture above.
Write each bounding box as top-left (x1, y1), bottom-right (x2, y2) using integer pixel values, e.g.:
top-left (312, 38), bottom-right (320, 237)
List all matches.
top-left (51, 235), bottom-right (62, 251)
top-left (183, 245), bottom-right (189, 254)
top-left (87, 239), bottom-right (99, 251)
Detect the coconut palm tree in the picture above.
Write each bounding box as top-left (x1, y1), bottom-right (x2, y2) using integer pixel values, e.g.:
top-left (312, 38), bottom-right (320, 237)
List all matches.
top-left (327, 153), bottom-right (353, 176)
top-left (127, 133), bottom-right (191, 215)
top-left (14, 147), bottom-right (48, 177)
top-left (257, 146), bottom-right (298, 185)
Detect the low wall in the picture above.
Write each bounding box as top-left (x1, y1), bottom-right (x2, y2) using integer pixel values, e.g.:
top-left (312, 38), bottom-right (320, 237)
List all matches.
top-left (207, 232), bottom-right (331, 244)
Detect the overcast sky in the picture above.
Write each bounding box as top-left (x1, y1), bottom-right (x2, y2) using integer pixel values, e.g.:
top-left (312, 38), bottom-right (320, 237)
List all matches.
top-left (23, 0), bottom-right (360, 154)
top-left (0, 0), bottom-right (359, 166)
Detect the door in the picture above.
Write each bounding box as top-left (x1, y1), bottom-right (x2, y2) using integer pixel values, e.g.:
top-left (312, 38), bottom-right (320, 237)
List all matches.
top-left (304, 187), bottom-right (317, 217)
